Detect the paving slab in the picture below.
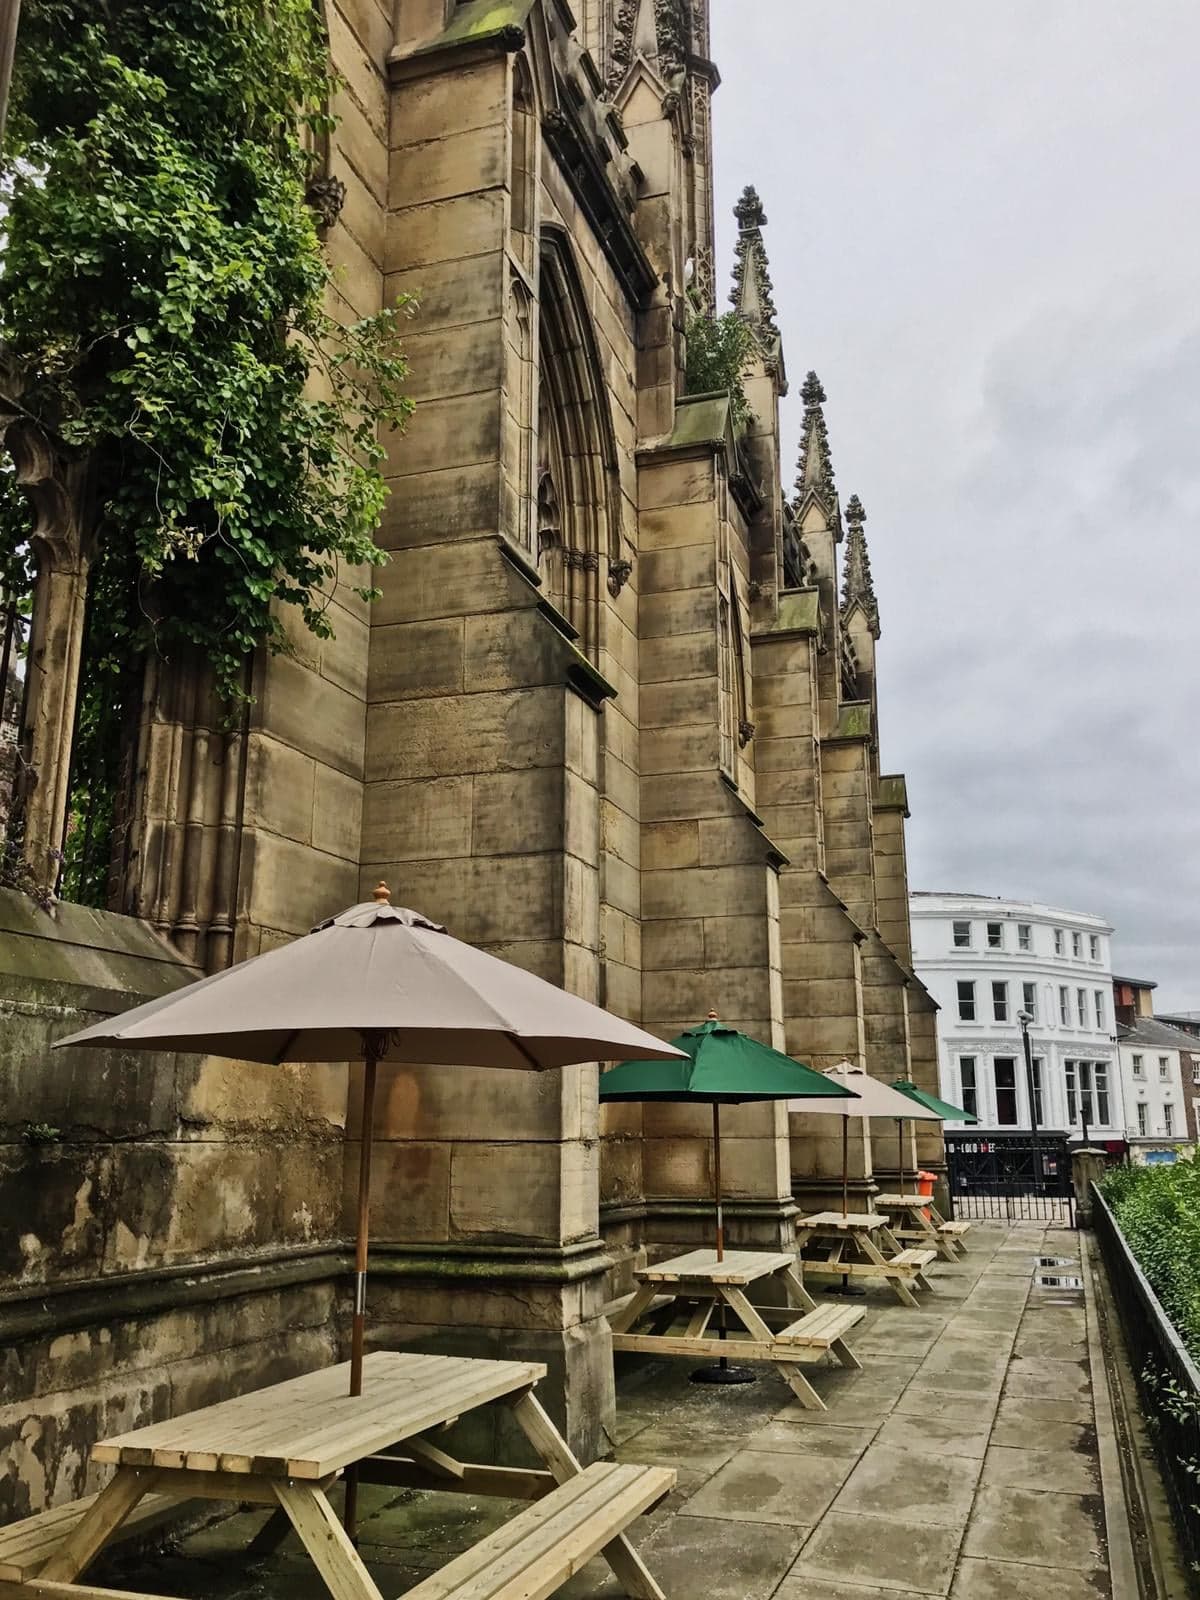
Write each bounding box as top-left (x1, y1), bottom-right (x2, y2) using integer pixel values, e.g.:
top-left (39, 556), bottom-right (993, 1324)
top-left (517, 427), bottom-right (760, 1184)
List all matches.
top-left (833, 1443), bottom-right (982, 1526)
top-left (950, 1556), bottom-right (1111, 1597)
top-left (1002, 1355), bottom-right (1091, 1401)
top-left (874, 1410), bottom-right (993, 1460)
top-left (682, 1446), bottom-right (848, 1525)
top-left (988, 1415), bottom-right (1094, 1453)
top-left (786, 1510), bottom-right (963, 1595)
top-left (744, 1418), bottom-right (877, 1458)
top-left (979, 1443), bottom-right (1100, 1495)
top-left (962, 1485), bottom-right (1107, 1572)
top-left (561, 1513), bottom-right (806, 1600)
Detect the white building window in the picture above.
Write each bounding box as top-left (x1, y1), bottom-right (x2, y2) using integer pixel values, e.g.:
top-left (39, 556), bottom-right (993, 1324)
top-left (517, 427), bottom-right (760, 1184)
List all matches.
top-left (1031, 1057), bottom-right (1045, 1125)
top-left (952, 920), bottom-right (971, 948)
top-left (1054, 929), bottom-right (1065, 956)
top-left (1094, 991), bottom-right (1105, 1030)
top-left (1072, 932), bottom-right (1082, 958)
top-left (1090, 934), bottom-right (1100, 960)
top-left (957, 981), bottom-right (976, 1022)
top-left (1159, 1056), bottom-right (1170, 1080)
top-left (1192, 1061), bottom-right (1200, 1087)
top-left (1059, 986), bottom-right (1070, 1025)
top-left (994, 1058), bottom-right (1018, 1126)
top-left (1022, 982), bottom-right (1038, 1021)
top-left (1076, 988), bottom-right (1088, 1027)
top-left (1018, 923), bottom-right (1032, 952)
top-left (1093, 1061), bottom-right (1110, 1125)
top-left (1137, 1101), bottom-right (1148, 1136)
top-left (987, 922), bottom-right (1004, 950)
top-left (1164, 1103), bottom-right (1175, 1137)
top-left (959, 1057), bottom-right (978, 1119)
top-left (1132, 1053), bottom-right (1144, 1079)
top-left (1065, 1060), bottom-right (1077, 1124)
top-left (993, 982), bottom-right (1009, 1022)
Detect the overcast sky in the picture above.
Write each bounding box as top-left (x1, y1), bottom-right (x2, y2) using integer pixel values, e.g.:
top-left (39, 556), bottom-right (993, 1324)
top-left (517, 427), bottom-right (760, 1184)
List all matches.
top-left (711, 1), bottom-right (1200, 1009)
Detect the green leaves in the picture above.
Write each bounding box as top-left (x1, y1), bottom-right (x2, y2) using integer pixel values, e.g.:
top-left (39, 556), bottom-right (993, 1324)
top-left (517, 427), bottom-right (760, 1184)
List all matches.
top-left (1103, 1156), bottom-right (1200, 1358)
top-left (1, 0), bottom-right (413, 713)
top-left (685, 311), bottom-right (757, 431)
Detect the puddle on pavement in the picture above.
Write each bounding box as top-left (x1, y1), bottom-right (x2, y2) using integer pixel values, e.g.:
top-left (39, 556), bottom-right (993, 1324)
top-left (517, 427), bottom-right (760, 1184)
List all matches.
top-left (1037, 1256), bottom-right (1076, 1267)
top-left (1034, 1273), bottom-right (1084, 1289)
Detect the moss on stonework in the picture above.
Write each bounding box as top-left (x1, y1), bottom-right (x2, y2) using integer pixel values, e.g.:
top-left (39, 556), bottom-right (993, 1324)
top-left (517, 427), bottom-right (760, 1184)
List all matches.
top-left (432, 0), bottom-right (536, 47)
top-left (666, 392), bottom-right (733, 450)
top-left (836, 701), bottom-right (872, 739)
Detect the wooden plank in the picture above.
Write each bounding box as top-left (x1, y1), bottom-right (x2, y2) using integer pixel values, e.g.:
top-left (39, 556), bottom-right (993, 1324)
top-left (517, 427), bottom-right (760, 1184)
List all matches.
top-left (772, 1363), bottom-right (826, 1411)
top-left (358, 1456), bottom-right (556, 1501)
top-left (509, 1393), bottom-right (666, 1600)
top-left (613, 1332), bottom-right (811, 1362)
top-left (0, 1581), bottom-right (184, 1600)
top-left (798, 1212), bottom-right (887, 1230)
top-left (831, 1338), bottom-right (863, 1372)
top-left (783, 1264), bottom-right (818, 1314)
top-left (273, 1481), bottom-right (384, 1600)
top-left (0, 1494), bottom-right (183, 1584)
top-left (402, 1437), bottom-right (466, 1481)
top-left (403, 1463), bottom-right (673, 1600)
top-left (93, 1354), bottom-right (546, 1480)
top-left (39, 1470), bottom-right (155, 1585)
top-left (636, 1249), bottom-right (793, 1285)
top-left (683, 1301), bottom-right (713, 1339)
top-left (607, 1283), bottom-right (659, 1336)
top-left (719, 1287), bottom-right (778, 1347)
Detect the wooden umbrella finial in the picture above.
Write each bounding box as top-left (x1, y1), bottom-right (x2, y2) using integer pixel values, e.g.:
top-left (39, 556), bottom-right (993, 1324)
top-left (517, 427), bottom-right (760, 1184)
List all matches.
top-left (373, 881), bottom-right (391, 903)
top-left (707, 1008), bottom-right (719, 1020)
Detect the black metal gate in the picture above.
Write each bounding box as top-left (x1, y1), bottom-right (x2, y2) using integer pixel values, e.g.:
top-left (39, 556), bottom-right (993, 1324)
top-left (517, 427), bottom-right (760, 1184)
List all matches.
top-left (944, 1133), bottom-right (1075, 1225)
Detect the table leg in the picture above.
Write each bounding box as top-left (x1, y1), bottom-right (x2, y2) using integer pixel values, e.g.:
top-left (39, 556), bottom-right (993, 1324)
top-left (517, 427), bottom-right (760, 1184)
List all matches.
top-left (39, 1468), bottom-right (157, 1583)
top-left (510, 1391), bottom-right (665, 1600)
top-left (274, 1481), bottom-right (384, 1600)
top-left (783, 1264), bottom-right (818, 1314)
top-left (858, 1230), bottom-right (920, 1309)
top-left (609, 1283), bottom-right (659, 1336)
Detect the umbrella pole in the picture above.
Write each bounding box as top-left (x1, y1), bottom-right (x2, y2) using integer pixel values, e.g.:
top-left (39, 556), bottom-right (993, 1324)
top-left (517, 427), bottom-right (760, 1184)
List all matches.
top-left (713, 1101), bottom-right (724, 1262)
top-left (343, 1045), bottom-right (379, 1540)
top-left (842, 1118), bottom-right (849, 1218)
top-left (690, 1100), bottom-right (753, 1385)
top-left (898, 1118), bottom-right (904, 1195)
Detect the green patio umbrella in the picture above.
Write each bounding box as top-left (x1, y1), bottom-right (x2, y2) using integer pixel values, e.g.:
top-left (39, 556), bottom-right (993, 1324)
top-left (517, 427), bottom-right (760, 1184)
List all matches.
top-left (601, 1014), bottom-right (856, 1260)
top-left (889, 1081), bottom-right (978, 1124)
top-left (889, 1079), bottom-right (977, 1195)
top-left (601, 1012), bottom-right (856, 1382)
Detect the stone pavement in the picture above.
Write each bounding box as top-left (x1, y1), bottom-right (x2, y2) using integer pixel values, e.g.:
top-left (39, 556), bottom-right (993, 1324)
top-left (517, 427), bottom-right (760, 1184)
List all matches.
top-left (98, 1220), bottom-right (1120, 1599)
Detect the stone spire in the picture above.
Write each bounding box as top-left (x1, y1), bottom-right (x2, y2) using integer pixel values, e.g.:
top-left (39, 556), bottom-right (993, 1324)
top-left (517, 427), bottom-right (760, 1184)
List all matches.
top-left (841, 494), bottom-right (880, 637)
top-left (793, 371), bottom-right (838, 518)
top-left (729, 186), bottom-right (780, 340)
top-left (608, 0), bottom-right (688, 88)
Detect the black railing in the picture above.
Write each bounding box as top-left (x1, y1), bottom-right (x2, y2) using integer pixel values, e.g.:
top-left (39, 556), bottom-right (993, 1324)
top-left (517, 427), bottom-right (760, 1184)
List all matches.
top-left (1093, 1184), bottom-right (1200, 1575)
top-left (944, 1132), bottom-right (1075, 1224)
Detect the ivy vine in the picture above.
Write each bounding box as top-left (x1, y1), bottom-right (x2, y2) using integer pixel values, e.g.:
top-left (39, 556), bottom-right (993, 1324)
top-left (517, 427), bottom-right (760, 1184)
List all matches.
top-left (0, 0), bottom-right (413, 714)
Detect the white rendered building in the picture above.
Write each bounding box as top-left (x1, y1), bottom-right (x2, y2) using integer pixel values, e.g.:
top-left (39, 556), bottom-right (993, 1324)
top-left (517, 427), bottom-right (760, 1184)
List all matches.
top-left (1114, 975), bottom-right (1195, 1154)
top-left (910, 893), bottom-right (1121, 1138)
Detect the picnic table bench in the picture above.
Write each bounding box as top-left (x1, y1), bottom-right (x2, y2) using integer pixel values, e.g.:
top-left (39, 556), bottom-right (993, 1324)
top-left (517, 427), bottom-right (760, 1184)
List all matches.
top-left (609, 1248), bottom-right (863, 1411)
top-left (873, 1193), bottom-right (971, 1261)
top-left (0, 1352), bottom-right (673, 1600)
top-left (794, 1211), bottom-right (937, 1308)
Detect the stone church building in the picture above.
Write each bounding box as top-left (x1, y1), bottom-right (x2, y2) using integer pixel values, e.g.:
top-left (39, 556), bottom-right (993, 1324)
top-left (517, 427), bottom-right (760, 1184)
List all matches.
top-left (0, 0), bottom-right (939, 1507)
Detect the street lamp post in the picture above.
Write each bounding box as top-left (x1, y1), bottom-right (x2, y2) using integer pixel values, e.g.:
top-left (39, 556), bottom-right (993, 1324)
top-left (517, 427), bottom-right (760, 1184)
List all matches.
top-left (1017, 1009), bottom-right (1043, 1188)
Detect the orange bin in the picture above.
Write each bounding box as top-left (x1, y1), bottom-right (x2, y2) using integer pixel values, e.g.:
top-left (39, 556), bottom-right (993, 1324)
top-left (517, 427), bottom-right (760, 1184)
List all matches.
top-left (916, 1169), bottom-right (936, 1220)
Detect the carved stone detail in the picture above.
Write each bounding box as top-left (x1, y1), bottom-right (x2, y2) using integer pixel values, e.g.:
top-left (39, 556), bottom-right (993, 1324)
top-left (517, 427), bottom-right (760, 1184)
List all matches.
top-left (738, 718), bottom-right (755, 748)
top-left (305, 174), bottom-right (347, 231)
top-left (607, 557), bottom-right (633, 597)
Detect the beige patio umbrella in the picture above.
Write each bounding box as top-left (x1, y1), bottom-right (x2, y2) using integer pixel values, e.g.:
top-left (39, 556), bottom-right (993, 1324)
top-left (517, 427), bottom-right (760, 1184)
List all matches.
top-left (54, 884), bottom-right (685, 1427)
top-left (788, 1062), bottom-right (942, 1215)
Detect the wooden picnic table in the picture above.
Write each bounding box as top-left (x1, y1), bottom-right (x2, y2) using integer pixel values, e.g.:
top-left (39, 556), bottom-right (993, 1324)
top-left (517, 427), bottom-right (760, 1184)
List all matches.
top-left (609, 1247), bottom-right (864, 1411)
top-left (794, 1210), bottom-right (937, 1309)
top-left (0, 1352), bottom-right (673, 1600)
top-left (873, 1192), bottom-right (971, 1262)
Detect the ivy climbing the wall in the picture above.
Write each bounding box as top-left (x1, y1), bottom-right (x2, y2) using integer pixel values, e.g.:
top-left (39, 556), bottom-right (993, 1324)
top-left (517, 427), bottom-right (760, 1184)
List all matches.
top-left (0, 0), bottom-right (412, 711)
top-left (0, 0), bottom-right (413, 903)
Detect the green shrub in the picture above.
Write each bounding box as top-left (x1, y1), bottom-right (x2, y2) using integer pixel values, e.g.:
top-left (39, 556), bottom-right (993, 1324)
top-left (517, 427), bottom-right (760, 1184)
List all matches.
top-left (1101, 1156), bottom-right (1200, 1358)
top-left (684, 312), bottom-right (755, 431)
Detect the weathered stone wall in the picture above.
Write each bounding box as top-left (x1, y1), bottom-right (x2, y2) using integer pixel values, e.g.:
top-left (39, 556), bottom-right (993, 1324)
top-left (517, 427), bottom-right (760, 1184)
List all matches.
top-left (0, 892), bottom-right (343, 1517)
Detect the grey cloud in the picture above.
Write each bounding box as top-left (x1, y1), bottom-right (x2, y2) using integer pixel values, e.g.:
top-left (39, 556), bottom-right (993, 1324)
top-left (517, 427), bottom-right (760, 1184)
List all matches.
top-left (711, 0), bottom-right (1200, 1006)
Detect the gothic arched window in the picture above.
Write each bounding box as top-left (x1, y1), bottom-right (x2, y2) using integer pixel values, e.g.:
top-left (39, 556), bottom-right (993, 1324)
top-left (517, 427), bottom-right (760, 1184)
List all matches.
top-left (536, 231), bottom-right (620, 660)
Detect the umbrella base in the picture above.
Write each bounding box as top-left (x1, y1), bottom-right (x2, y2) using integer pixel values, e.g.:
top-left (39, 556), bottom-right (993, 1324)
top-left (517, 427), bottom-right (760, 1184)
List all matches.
top-left (689, 1361), bottom-right (757, 1385)
top-left (824, 1280), bottom-right (868, 1297)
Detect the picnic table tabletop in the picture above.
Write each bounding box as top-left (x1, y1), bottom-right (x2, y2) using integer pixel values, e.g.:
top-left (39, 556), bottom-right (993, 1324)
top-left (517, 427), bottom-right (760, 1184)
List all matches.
top-left (874, 1192), bottom-right (935, 1208)
top-left (25, 1352), bottom-right (672, 1600)
top-left (636, 1247), bottom-right (796, 1285)
top-left (797, 1211), bottom-right (889, 1231)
